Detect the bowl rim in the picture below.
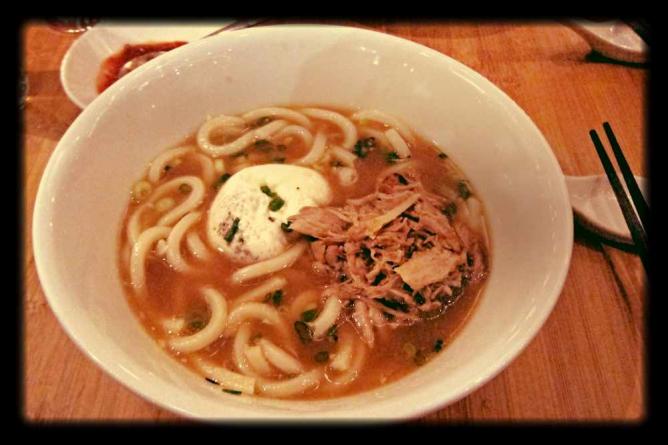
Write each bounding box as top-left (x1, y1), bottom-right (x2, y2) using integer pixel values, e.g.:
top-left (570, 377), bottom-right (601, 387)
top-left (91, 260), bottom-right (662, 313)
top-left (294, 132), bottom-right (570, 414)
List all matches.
top-left (34, 24), bottom-right (573, 420)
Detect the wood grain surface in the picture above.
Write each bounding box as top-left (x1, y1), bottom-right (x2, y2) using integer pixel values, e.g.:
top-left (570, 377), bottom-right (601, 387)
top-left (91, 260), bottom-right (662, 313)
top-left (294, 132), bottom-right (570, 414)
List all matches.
top-left (22, 20), bottom-right (647, 422)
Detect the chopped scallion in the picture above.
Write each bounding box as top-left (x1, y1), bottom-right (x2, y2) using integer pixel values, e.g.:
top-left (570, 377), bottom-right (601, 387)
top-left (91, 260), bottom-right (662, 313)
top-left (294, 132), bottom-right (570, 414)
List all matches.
top-left (188, 319), bottom-right (205, 331)
top-left (294, 320), bottom-right (313, 344)
top-left (214, 173), bottom-right (231, 189)
top-left (301, 309), bottom-right (318, 322)
top-left (269, 197), bottom-right (285, 211)
top-left (457, 181), bottom-right (471, 199)
top-left (385, 151), bottom-right (400, 164)
top-left (314, 351), bottom-right (330, 363)
top-left (326, 325), bottom-right (338, 342)
top-left (224, 217), bottom-right (240, 243)
top-left (222, 389), bottom-right (242, 395)
top-left (280, 221), bottom-right (293, 233)
top-left (270, 290), bottom-right (283, 306)
top-left (442, 202), bottom-right (457, 218)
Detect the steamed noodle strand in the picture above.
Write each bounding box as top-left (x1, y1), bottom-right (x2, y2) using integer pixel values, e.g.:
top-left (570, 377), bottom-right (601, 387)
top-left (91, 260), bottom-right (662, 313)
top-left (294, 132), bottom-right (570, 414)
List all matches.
top-left (289, 289), bottom-right (320, 320)
top-left (273, 125), bottom-right (314, 148)
top-left (241, 107), bottom-right (312, 128)
top-left (196, 115), bottom-right (245, 153)
top-left (231, 241), bottom-right (307, 284)
top-left (359, 127), bottom-right (390, 147)
top-left (155, 239), bottom-right (169, 257)
top-left (193, 357), bottom-right (255, 394)
top-left (329, 328), bottom-right (354, 371)
top-left (351, 109), bottom-right (415, 144)
top-left (127, 204), bottom-right (150, 246)
top-left (385, 128), bottom-right (412, 158)
top-left (185, 232), bottom-right (210, 261)
top-left (232, 322), bottom-right (259, 377)
top-left (258, 339), bottom-right (304, 375)
top-left (254, 119), bottom-right (289, 140)
top-left (146, 146), bottom-right (214, 185)
top-left (295, 131), bottom-right (327, 166)
top-left (224, 302), bottom-right (290, 339)
top-left (168, 287), bottom-right (228, 353)
top-left (327, 338), bottom-right (367, 387)
top-left (244, 345), bottom-right (274, 376)
top-left (256, 368), bottom-right (322, 398)
top-left (157, 176), bottom-right (206, 226)
top-left (130, 226), bottom-right (171, 292)
top-left (334, 166), bottom-right (358, 187)
top-left (197, 116), bottom-right (288, 157)
top-left (329, 146), bottom-right (357, 167)
top-left (231, 276), bottom-right (288, 310)
top-left (127, 175), bottom-right (204, 244)
top-left (193, 153), bottom-right (216, 185)
top-left (300, 108), bottom-right (357, 150)
top-left (309, 296), bottom-right (342, 339)
top-left (148, 146), bottom-right (193, 183)
top-left (166, 211), bottom-right (202, 272)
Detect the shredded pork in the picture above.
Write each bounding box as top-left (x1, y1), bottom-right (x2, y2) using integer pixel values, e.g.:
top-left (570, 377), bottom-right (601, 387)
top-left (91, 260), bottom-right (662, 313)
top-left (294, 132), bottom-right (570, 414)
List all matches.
top-left (288, 164), bottom-right (488, 332)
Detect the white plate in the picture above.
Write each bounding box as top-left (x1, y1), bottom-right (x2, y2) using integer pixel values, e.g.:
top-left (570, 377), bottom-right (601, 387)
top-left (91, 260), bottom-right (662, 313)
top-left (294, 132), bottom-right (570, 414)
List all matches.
top-left (60, 22), bottom-right (232, 108)
top-left (36, 25), bottom-right (573, 420)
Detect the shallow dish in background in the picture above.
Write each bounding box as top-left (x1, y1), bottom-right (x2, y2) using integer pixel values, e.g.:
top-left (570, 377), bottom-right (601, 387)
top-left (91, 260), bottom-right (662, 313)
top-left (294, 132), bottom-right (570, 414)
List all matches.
top-left (59, 22), bottom-right (231, 108)
top-left (35, 25), bottom-right (573, 420)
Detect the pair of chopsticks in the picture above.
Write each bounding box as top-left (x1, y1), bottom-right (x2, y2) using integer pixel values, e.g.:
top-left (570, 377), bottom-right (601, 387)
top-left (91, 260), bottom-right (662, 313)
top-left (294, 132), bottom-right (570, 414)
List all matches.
top-left (589, 123), bottom-right (648, 270)
top-left (202, 19), bottom-right (269, 38)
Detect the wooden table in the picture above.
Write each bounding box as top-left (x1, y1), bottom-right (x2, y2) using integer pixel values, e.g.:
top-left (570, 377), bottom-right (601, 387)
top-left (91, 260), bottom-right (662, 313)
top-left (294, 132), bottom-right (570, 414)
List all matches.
top-left (23, 21), bottom-right (647, 422)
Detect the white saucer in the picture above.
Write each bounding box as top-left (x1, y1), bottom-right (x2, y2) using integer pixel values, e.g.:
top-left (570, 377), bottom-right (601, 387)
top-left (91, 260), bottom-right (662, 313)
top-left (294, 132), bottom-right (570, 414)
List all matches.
top-left (60, 22), bottom-right (231, 108)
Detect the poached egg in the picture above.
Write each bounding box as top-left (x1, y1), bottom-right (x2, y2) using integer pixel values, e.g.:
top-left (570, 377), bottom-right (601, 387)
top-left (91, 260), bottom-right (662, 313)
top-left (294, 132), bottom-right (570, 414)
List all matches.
top-left (207, 164), bottom-right (332, 263)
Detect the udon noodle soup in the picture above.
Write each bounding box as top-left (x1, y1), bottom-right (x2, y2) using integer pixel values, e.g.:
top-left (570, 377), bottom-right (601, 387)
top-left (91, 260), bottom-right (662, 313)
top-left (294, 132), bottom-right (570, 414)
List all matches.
top-left (119, 106), bottom-right (490, 399)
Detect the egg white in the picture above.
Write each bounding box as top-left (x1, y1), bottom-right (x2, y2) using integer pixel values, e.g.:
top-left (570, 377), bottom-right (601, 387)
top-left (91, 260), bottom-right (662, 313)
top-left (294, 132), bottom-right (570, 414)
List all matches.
top-left (207, 164), bottom-right (332, 263)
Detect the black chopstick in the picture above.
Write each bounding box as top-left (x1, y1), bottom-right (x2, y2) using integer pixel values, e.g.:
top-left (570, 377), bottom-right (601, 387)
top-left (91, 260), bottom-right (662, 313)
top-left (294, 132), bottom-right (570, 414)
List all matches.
top-left (602, 122), bottom-right (649, 230)
top-left (589, 128), bottom-right (648, 271)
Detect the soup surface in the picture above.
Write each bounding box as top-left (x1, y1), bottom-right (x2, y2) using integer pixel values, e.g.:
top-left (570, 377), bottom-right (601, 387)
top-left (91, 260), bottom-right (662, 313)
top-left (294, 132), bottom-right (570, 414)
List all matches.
top-left (119, 106), bottom-right (490, 399)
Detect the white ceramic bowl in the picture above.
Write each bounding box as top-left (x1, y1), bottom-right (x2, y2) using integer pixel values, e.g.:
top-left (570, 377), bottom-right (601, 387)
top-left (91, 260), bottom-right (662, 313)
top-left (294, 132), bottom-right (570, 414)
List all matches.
top-left (34, 25), bottom-right (573, 421)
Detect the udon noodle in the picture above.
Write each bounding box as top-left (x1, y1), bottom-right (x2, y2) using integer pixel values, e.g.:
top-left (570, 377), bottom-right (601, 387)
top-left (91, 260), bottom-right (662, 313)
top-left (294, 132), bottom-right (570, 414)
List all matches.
top-left (119, 105), bottom-right (490, 399)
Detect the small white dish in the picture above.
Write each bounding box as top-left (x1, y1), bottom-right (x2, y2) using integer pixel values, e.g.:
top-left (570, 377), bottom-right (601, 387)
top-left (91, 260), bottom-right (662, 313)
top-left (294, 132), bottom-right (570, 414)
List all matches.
top-left (60, 22), bottom-right (232, 108)
top-left (567, 174), bottom-right (648, 244)
top-left (36, 25), bottom-right (573, 420)
top-left (569, 20), bottom-right (647, 64)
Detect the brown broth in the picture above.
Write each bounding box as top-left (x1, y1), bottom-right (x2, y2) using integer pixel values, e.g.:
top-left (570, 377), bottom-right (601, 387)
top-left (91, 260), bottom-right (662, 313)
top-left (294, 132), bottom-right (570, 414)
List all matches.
top-left (118, 107), bottom-right (490, 400)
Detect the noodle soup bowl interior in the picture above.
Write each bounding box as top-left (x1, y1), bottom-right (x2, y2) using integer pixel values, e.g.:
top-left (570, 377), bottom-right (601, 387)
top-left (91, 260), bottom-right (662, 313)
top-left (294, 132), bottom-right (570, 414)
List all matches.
top-left (34, 25), bottom-right (573, 420)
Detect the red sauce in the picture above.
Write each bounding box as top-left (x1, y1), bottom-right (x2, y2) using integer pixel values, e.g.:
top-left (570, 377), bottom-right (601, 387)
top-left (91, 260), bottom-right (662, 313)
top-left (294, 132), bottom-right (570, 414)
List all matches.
top-left (96, 41), bottom-right (188, 93)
